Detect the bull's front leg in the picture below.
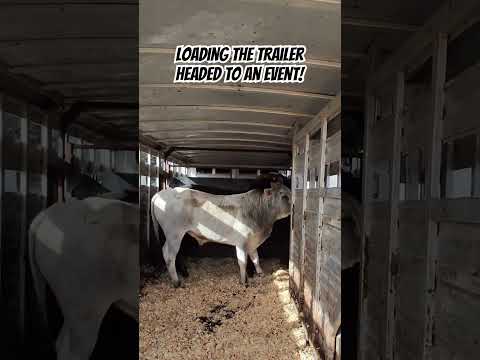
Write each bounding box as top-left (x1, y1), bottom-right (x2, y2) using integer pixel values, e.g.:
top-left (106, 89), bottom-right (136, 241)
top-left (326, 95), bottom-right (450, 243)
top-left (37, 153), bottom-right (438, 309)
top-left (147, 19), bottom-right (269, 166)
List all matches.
top-left (235, 246), bottom-right (247, 285)
top-left (248, 249), bottom-right (264, 276)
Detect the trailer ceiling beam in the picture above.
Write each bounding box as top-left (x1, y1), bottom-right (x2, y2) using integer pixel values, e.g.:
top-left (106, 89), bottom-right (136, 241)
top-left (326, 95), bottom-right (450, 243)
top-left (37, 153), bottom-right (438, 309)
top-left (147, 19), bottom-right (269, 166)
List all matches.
top-left (10, 61), bottom-right (136, 71)
top-left (61, 101), bottom-right (138, 132)
top-left (172, 147), bottom-right (291, 154)
top-left (0, 36), bottom-right (137, 43)
top-left (140, 119), bottom-right (292, 129)
top-left (71, 143), bottom-right (138, 151)
top-left (140, 83), bottom-right (335, 100)
top-left (342, 17), bottom-right (421, 32)
top-left (0, 61), bottom-right (61, 110)
top-left (144, 130), bottom-right (290, 138)
top-left (294, 93), bottom-right (340, 142)
top-left (141, 105), bottom-right (313, 118)
top-left (186, 163), bottom-right (290, 169)
top-left (163, 137), bottom-right (290, 146)
top-left (369, 0), bottom-right (479, 90)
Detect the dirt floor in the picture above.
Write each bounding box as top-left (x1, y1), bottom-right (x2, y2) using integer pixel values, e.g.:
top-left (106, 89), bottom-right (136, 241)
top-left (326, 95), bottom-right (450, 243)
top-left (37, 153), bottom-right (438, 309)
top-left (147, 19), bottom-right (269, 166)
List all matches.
top-left (140, 257), bottom-right (316, 360)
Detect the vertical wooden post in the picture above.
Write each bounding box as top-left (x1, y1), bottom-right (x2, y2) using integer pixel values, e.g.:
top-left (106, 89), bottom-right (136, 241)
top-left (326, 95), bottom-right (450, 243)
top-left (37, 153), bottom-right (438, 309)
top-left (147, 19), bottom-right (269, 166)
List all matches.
top-left (423, 32), bottom-right (447, 360)
top-left (146, 148), bottom-right (151, 250)
top-left (474, 134), bottom-right (480, 197)
top-left (299, 134), bottom-right (310, 303)
top-left (58, 125), bottom-right (65, 203)
top-left (289, 125), bottom-right (297, 282)
top-left (313, 116), bottom-right (328, 326)
top-left (0, 93), bottom-right (3, 305)
top-left (41, 114), bottom-right (48, 209)
top-left (385, 71), bottom-right (405, 359)
top-left (18, 101), bottom-right (28, 344)
top-left (358, 46), bottom-right (378, 360)
top-left (63, 132), bottom-right (71, 200)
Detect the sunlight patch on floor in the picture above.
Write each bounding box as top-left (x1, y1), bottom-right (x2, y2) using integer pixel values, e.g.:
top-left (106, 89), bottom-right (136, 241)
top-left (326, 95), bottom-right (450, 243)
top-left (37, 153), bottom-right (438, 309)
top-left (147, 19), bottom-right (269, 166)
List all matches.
top-left (273, 269), bottom-right (316, 359)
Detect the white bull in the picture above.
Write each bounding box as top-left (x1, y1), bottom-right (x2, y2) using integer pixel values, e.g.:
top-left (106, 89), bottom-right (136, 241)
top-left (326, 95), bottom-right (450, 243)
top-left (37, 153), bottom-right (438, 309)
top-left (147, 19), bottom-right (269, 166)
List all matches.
top-left (28, 197), bottom-right (139, 360)
top-left (151, 180), bottom-right (291, 286)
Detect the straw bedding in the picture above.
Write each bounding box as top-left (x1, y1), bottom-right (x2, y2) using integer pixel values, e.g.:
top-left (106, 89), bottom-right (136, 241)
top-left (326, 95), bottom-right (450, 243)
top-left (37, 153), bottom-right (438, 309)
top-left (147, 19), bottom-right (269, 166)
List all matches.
top-left (140, 257), bottom-right (316, 360)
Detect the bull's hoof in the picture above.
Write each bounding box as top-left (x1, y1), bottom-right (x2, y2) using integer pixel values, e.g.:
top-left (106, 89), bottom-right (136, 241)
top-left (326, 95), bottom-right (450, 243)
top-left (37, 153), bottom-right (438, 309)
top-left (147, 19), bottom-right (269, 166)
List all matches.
top-left (172, 280), bottom-right (181, 288)
top-left (256, 271), bottom-right (265, 277)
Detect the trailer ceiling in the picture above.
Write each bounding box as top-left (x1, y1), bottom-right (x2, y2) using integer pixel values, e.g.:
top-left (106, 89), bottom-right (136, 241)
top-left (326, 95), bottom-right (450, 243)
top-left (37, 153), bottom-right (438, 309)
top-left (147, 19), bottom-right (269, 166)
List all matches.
top-left (0, 1), bottom-right (138, 145)
top-left (342, 0), bottom-right (444, 110)
top-left (140, 0), bottom-right (341, 169)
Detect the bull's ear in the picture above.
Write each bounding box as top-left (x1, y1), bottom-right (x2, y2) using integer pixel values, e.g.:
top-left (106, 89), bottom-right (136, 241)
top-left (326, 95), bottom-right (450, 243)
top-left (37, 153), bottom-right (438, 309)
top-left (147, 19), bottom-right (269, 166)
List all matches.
top-left (270, 181), bottom-right (282, 191)
top-left (264, 188), bottom-right (273, 197)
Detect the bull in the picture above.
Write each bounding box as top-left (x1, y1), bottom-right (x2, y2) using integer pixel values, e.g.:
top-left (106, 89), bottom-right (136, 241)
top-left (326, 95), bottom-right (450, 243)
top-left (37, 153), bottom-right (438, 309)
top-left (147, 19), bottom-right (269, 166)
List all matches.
top-left (28, 197), bottom-right (139, 360)
top-left (150, 177), bottom-right (291, 287)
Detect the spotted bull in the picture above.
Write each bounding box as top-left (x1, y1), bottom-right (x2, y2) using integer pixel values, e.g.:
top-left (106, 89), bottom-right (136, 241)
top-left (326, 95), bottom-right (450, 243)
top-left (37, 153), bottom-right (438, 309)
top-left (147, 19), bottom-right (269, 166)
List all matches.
top-left (28, 197), bottom-right (139, 360)
top-left (151, 178), bottom-right (291, 286)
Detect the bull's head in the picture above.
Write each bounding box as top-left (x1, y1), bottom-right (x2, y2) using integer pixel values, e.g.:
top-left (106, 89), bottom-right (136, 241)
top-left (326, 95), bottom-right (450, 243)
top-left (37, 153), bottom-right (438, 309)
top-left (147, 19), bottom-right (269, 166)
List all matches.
top-left (263, 176), bottom-right (291, 220)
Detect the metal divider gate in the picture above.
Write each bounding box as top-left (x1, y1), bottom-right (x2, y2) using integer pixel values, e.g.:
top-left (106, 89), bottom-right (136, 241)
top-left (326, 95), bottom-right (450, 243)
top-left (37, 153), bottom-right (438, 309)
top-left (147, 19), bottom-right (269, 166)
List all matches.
top-left (139, 145), bottom-right (162, 265)
top-left (290, 100), bottom-right (341, 359)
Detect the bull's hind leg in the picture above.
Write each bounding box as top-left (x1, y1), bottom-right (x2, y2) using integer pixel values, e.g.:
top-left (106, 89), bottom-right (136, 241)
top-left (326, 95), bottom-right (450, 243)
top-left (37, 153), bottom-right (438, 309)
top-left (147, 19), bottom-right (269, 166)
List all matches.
top-left (235, 246), bottom-right (248, 285)
top-left (162, 231), bottom-right (183, 287)
top-left (248, 249), bottom-right (264, 276)
top-left (56, 301), bottom-right (109, 360)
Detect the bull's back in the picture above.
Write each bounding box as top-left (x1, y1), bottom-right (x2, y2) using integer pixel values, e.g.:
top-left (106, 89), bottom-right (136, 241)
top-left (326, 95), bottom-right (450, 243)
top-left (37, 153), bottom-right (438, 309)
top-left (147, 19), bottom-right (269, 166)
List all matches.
top-left (152, 188), bottom-right (200, 226)
top-left (153, 188), bottom-right (249, 245)
top-left (33, 198), bottom-right (138, 299)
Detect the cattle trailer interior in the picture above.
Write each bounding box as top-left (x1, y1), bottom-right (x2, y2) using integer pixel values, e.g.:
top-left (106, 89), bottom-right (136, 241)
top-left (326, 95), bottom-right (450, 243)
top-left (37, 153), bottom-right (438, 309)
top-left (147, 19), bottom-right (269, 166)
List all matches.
top-left (0, 2), bottom-right (139, 359)
top-left (342, 1), bottom-right (480, 359)
top-left (139, 1), bottom-right (341, 358)
top-left (139, 99), bottom-right (341, 359)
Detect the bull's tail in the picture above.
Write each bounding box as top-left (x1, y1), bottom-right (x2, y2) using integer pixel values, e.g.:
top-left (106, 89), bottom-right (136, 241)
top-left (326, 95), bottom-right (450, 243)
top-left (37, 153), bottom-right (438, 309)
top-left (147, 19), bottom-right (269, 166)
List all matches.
top-left (150, 194), bottom-right (169, 268)
top-left (28, 213), bottom-right (50, 338)
top-left (150, 194), bottom-right (161, 246)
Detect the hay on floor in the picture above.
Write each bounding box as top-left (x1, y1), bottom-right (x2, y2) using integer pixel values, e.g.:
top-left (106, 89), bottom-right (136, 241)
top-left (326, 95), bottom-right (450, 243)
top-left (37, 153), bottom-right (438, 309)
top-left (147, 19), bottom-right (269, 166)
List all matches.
top-left (140, 257), bottom-right (316, 360)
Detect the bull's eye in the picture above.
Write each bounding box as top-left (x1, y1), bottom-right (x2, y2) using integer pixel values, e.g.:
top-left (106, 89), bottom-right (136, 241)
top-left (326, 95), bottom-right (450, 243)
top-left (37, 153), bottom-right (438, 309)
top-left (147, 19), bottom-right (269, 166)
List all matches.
top-left (282, 195), bottom-right (289, 202)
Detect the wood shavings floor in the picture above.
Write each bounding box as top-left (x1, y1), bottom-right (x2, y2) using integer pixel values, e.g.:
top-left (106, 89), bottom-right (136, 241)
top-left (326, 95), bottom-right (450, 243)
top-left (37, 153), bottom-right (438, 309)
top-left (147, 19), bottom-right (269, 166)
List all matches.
top-left (140, 257), bottom-right (316, 360)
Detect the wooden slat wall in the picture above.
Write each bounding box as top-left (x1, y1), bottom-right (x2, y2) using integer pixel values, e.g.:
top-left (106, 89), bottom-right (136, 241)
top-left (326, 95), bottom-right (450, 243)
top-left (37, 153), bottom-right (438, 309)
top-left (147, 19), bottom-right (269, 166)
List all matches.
top-left (313, 131), bottom-right (341, 360)
top-left (0, 94), bottom-right (3, 311)
top-left (361, 84), bottom-right (395, 360)
top-left (361, 10), bottom-right (480, 360)
top-left (433, 221), bottom-right (480, 359)
top-left (290, 103), bottom-right (340, 359)
top-left (303, 138), bottom-right (322, 338)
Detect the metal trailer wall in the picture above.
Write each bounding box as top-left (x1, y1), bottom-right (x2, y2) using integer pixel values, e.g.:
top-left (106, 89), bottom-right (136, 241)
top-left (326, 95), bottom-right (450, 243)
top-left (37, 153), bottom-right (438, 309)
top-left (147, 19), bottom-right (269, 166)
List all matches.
top-left (360, 2), bottom-right (480, 359)
top-left (0, 93), bottom-right (54, 353)
top-left (0, 91), bottom-right (135, 354)
top-left (290, 96), bottom-right (341, 359)
top-left (139, 144), bottom-right (164, 265)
